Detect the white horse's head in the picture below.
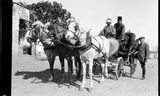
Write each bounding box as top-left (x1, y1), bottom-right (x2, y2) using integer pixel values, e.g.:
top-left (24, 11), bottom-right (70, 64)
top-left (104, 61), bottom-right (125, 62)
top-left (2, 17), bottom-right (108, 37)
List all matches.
top-left (25, 21), bottom-right (45, 43)
top-left (65, 28), bottom-right (91, 46)
top-left (78, 29), bottom-right (91, 46)
top-left (20, 29), bottom-right (32, 49)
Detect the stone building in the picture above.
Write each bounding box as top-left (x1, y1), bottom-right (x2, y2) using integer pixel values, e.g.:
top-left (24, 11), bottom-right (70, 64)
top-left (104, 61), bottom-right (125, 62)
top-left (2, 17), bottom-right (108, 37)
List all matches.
top-left (12, 2), bottom-right (31, 56)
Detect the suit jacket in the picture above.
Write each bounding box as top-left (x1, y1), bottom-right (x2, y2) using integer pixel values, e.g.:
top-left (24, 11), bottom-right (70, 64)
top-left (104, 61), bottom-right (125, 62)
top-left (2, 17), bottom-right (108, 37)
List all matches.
top-left (114, 23), bottom-right (125, 40)
top-left (138, 42), bottom-right (150, 62)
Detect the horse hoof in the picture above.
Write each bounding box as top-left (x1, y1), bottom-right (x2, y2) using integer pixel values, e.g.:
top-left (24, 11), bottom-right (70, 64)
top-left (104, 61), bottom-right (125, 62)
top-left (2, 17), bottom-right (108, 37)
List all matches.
top-left (58, 84), bottom-right (62, 88)
top-left (48, 79), bottom-right (53, 82)
top-left (99, 81), bottom-right (103, 84)
top-left (104, 75), bottom-right (108, 79)
top-left (115, 76), bottom-right (119, 80)
top-left (88, 88), bottom-right (93, 92)
top-left (68, 85), bottom-right (73, 89)
top-left (48, 76), bottom-right (54, 81)
top-left (76, 76), bottom-right (81, 81)
top-left (79, 87), bottom-right (85, 91)
top-left (104, 73), bottom-right (109, 78)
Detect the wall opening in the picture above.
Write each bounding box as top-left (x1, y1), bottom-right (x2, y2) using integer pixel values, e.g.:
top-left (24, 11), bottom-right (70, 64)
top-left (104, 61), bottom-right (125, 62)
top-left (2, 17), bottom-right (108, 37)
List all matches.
top-left (19, 19), bottom-right (31, 55)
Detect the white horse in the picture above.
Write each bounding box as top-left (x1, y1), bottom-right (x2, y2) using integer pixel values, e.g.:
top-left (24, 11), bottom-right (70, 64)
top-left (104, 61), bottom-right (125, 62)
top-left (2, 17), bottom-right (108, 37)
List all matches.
top-left (65, 30), bottom-right (119, 92)
top-left (20, 29), bottom-right (32, 49)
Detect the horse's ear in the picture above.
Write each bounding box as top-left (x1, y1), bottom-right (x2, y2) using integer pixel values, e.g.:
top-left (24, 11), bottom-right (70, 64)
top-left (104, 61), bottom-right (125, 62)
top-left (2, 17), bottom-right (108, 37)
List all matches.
top-left (87, 29), bottom-right (91, 35)
top-left (87, 31), bottom-right (90, 35)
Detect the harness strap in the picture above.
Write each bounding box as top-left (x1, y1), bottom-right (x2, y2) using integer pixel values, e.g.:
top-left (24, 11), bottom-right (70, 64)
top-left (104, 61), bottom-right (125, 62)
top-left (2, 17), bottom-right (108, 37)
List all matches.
top-left (92, 37), bottom-right (101, 52)
top-left (91, 43), bottom-right (106, 56)
top-left (99, 36), bottom-right (104, 51)
top-left (91, 36), bottom-right (105, 56)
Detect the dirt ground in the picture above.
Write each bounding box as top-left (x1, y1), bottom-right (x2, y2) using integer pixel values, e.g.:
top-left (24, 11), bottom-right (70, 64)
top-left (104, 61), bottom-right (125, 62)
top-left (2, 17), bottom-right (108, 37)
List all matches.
top-left (11, 54), bottom-right (158, 96)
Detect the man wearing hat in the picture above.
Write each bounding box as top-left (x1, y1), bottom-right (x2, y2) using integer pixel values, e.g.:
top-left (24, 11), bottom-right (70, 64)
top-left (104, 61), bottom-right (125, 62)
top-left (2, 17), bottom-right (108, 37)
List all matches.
top-left (99, 18), bottom-right (116, 38)
top-left (130, 36), bottom-right (150, 80)
top-left (114, 16), bottom-right (125, 40)
top-left (137, 36), bottom-right (150, 80)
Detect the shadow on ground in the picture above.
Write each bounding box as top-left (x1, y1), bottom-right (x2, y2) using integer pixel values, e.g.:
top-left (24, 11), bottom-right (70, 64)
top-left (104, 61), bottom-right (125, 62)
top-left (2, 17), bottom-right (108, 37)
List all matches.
top-left (14, 69), bottom-right (80, 88)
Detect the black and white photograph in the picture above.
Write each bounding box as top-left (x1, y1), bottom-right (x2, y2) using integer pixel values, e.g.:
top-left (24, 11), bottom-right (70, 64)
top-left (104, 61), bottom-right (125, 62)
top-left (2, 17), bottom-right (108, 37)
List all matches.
top-left (12, 0), bottom-right (158, 96)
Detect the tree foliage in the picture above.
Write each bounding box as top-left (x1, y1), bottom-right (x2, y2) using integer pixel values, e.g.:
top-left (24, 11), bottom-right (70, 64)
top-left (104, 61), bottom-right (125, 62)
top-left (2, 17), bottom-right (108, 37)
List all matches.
top-left (17, 1), bottom-right (72, 24)
top-left (16, 1), bottom-right (73, 40)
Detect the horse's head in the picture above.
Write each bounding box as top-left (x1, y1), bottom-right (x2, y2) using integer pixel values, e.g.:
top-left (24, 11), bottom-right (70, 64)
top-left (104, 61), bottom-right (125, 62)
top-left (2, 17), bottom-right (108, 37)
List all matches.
top-left (49, 21), bottom-right (67, 40)
top-left (78, 29), bottom-right (91, 46)
top-left (125, 32), bottom-right (136, 44)
top-left (64, 27), bottom-right (90, 46)
top-left (123, 34), bottom-right (129, 44)
top-left (19, 29), bottom-right (32, 48)
top-left (121, 32), bottom-right (136, 50)
top-left (25, 23), bottom-right (43, 43)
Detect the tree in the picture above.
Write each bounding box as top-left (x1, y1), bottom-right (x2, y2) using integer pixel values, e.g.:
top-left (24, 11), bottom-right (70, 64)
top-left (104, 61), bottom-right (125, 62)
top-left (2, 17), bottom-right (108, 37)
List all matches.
top-left (27, 1), bottom-right (71, 24)
top-left (17, 1), bottom-right (72, 29)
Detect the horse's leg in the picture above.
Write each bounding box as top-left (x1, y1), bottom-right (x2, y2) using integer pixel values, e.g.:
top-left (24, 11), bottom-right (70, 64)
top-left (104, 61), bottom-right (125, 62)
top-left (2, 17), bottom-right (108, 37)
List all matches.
top-left (48, 56), bottom-right (55, 81)
top-left (67, 56), bottom-right (73, 88)
top-left (100, 63), bottom-right (105, 84)
top-left (129, 56), bottom-right (137, 77)
top-left (58, 56), bottom-right (65, 87)
top-left (129, 57), bottom-right (134, 77)
top-left (75, 55), bottom-right (82, 80)
top-left (74, 56), bottom-right (78, 78)
top-left (44, 49), bottom-right (55, 81)
top-left (88, 58), bottom-right (93, 92)
top-left (104, 55), bottom-right (109, 78)
top-left (79, 62), bottom-right (86, 91)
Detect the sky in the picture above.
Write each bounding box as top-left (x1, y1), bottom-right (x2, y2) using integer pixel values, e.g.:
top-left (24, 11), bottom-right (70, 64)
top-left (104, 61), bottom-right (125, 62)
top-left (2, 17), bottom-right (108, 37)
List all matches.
top-left (13, 0), bottom-right (158, 50)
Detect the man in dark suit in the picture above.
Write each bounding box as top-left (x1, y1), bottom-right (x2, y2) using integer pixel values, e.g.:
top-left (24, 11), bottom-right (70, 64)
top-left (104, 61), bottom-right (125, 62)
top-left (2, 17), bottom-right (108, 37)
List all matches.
top-left (114, 16), bottom-right (125, 40)
top-left (138, 37), bottom-right (150, 79)
top-left (130, 36), bottom-right (150, 80)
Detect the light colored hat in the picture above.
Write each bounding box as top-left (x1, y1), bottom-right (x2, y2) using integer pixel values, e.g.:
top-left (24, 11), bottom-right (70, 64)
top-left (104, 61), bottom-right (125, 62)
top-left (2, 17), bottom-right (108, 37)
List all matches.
top-left (106, 18), bottom-right (112, 23)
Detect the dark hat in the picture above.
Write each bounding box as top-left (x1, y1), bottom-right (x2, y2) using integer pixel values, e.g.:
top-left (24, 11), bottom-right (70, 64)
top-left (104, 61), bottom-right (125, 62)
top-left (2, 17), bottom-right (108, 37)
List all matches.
top-left (138, 36), bottom-right (145, 40)
top-left (118, 16), bottom-right (122, 21)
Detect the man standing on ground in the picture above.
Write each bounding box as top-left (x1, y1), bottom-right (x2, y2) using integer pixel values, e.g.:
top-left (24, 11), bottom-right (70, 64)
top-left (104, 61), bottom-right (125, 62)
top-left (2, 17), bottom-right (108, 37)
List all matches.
top-left (137, 37), bottom-right (150, 80)
top-left (130, 37), bottom-right (150, 80)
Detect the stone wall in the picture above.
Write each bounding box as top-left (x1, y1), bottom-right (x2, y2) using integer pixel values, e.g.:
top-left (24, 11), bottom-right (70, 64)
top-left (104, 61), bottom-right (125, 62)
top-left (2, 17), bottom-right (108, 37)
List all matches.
top-left (12, 4), bottom-right (20, 56)
top-left (12, 3), bottom-right (30, 56)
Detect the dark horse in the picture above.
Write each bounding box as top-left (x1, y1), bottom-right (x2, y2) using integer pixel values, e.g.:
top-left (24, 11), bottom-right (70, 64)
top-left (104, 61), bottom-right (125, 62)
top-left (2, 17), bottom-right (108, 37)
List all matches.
top-left (128, 38), bottom-right (142, 77)
top-left (26, 21), bottom-right (82, 88)
top-left (112, 32), bottom-right (137, 77)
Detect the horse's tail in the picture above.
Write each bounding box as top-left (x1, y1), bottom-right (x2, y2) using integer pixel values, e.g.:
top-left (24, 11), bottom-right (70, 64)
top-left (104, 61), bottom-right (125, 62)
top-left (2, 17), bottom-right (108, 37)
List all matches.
top-left (108, 38), bottom-right (119, 57)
